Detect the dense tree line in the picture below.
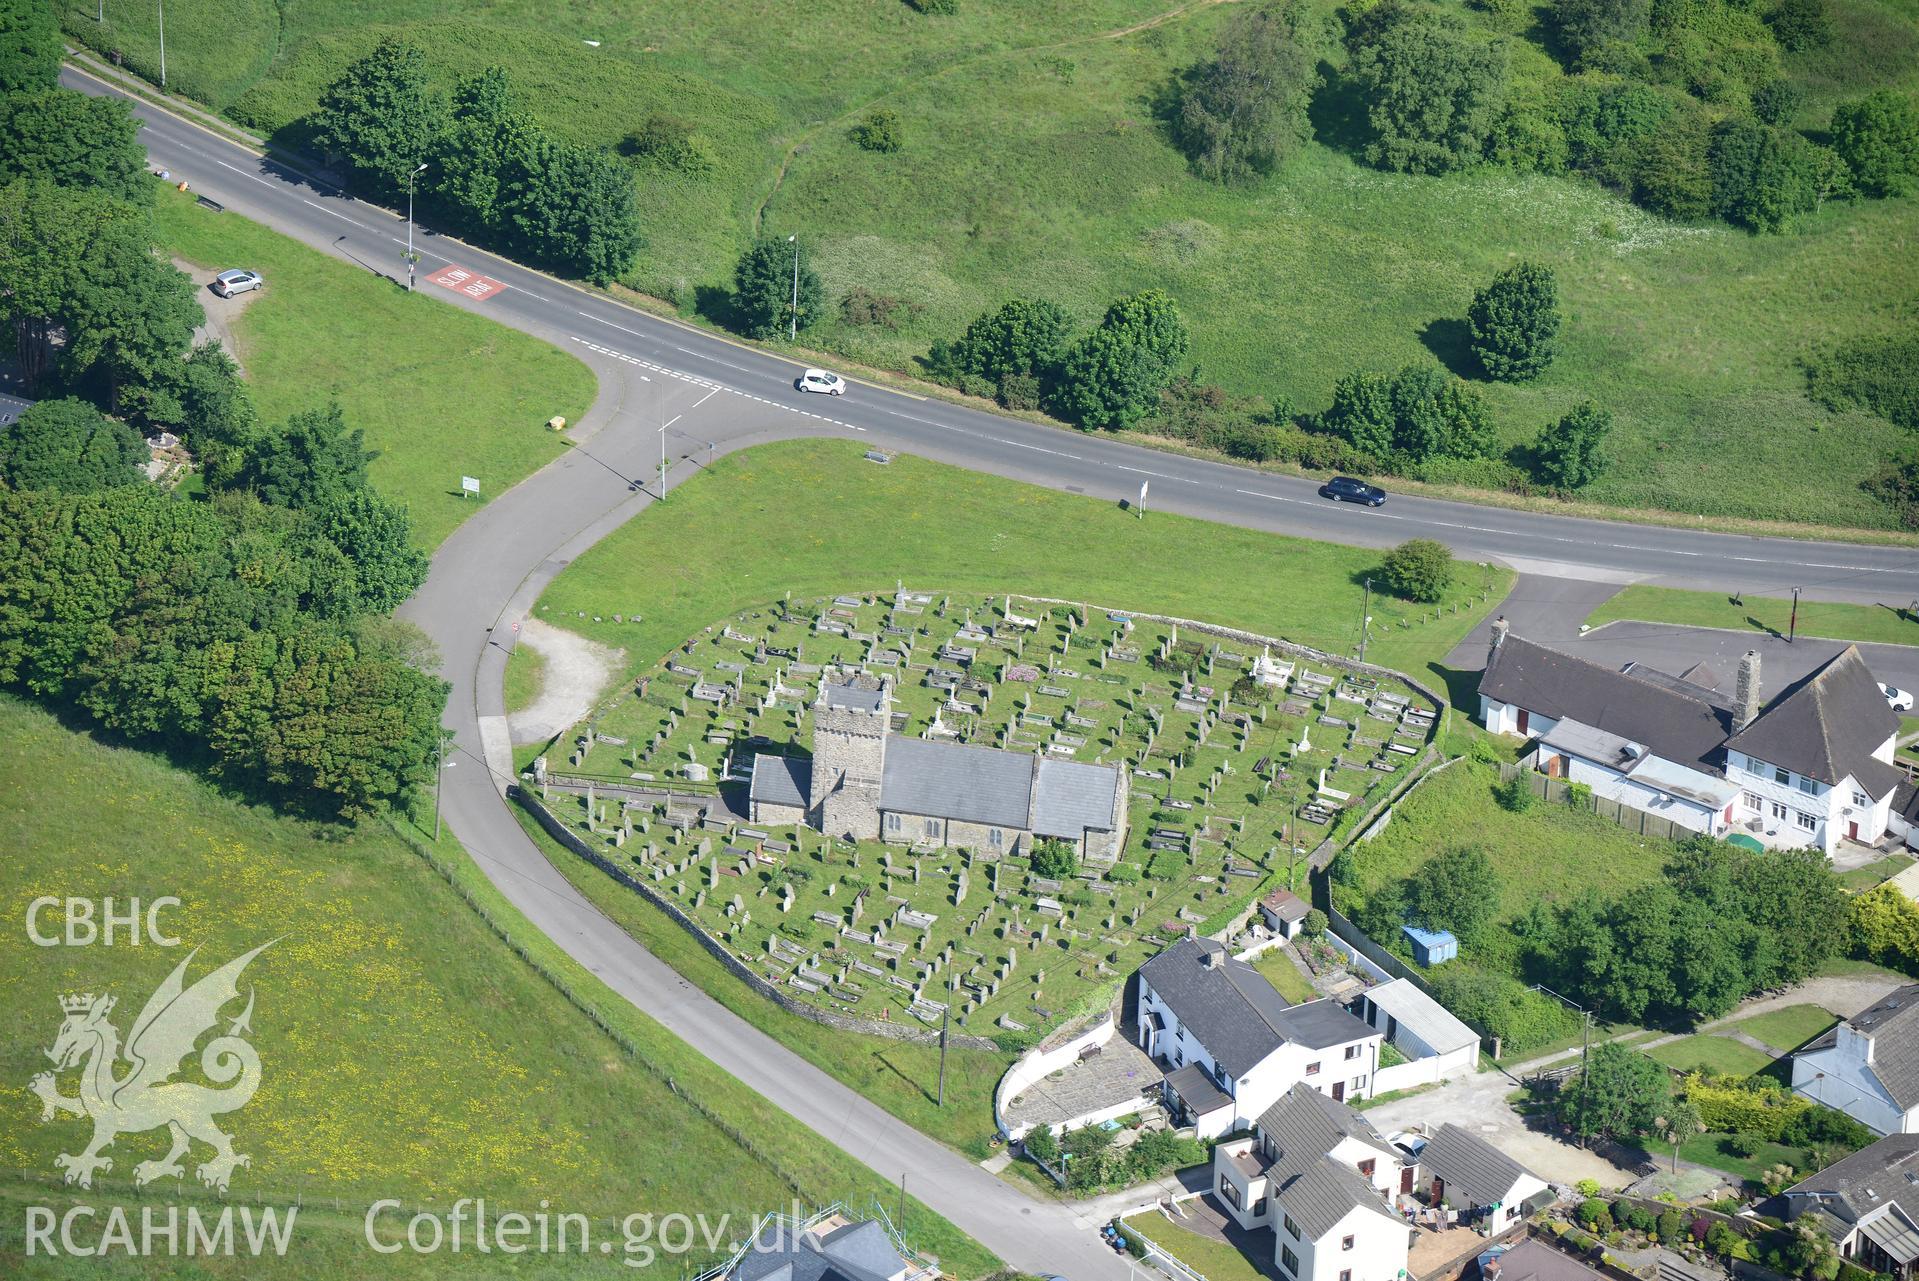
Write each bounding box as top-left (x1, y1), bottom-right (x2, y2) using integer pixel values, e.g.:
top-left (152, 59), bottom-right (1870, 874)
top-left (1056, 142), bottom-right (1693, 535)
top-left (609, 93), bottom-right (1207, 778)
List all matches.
top-left (0, 12), bottom-right (441, 818)
top-left (310, 41), bottom-right (643, 283)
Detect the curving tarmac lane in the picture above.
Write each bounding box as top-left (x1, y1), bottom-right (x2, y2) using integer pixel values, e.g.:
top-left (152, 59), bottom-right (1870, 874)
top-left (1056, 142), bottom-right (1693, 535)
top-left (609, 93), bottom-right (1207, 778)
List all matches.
top-left (68, 65), bottom-right (1919, 1276)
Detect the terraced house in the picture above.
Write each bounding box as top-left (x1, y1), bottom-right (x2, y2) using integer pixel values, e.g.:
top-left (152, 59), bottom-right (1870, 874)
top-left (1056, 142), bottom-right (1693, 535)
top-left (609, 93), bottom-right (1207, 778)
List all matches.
top-left (1478, 622), bottom-right (1906, 858)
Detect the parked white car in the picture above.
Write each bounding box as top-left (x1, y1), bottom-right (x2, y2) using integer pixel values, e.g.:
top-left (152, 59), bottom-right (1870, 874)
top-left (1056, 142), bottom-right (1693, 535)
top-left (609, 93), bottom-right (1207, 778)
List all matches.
top-left (211, 269), bottom-right (264, 297)
top-left (1883, 683), bottom-right (1914, 712)
top-left (797, 368), bottom-right (845, 396)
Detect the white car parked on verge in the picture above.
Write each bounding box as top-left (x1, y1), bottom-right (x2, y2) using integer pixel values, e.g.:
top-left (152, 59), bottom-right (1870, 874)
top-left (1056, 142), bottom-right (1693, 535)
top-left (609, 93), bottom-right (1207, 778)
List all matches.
top-left (211, 269), bottom-right (264, 297)
top-left (797, 368), bottom-right (845, 396)
top-left (1884, 683), bottom-right (1915, 712)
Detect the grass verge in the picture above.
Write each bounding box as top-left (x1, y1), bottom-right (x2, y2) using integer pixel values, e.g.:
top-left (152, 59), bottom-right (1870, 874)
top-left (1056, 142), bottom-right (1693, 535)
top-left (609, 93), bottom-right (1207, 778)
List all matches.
top-left (1586, 586), bottom-right (1919, 650)
top-left (151, 186), bottom-right (595, 549)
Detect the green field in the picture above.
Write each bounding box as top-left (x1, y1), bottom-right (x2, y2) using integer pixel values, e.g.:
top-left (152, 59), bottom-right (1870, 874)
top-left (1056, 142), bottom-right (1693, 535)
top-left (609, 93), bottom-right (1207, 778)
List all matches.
top-left (1647, 1034), bottom-right (1776, 1078)
top-left (0, 695), bottom-right (993, 1278)
top-left (521, 438), bottom-right (1509, 705)
top-left (1587, 586), bottom-right (1919, 649)
top-left (1336, 759), bottom-right (1675, 931)
top-left (65, 0), bottom-right (1919, 531)
top-left (1730, 1003), bottom-right (1840, 1052)
top-left (151, 186), bottom-right (594, 549)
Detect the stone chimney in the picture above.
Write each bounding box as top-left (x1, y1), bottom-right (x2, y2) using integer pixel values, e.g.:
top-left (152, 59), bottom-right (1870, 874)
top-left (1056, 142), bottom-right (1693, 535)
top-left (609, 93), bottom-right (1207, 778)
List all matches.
top-left (1488, 616), bottom-right (1511, 665)
top-left (1202, 943), bottom-right (1223, 971)
top-left (1735, 650), bottom-right (1762, 731)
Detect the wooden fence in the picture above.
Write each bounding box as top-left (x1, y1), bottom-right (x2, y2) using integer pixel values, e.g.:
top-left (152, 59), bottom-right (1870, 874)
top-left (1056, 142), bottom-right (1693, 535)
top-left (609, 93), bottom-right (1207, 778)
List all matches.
top-left (1495, 763), bottom-right (1694, 844)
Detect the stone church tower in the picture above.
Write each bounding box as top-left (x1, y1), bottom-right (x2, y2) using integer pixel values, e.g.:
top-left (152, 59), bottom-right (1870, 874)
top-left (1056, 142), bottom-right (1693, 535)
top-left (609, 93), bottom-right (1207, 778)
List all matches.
top-left (809, 675), bottom-right (889, 841)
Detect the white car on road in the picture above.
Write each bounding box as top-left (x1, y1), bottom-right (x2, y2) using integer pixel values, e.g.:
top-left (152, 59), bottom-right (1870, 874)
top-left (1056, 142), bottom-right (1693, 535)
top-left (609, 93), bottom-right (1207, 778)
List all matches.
top-left (211, 269), bottom-right (264, 297)
top-left (797, 368), bottom-right (845, 396)
top-left (1884, 683), bottom-right (1914, 712)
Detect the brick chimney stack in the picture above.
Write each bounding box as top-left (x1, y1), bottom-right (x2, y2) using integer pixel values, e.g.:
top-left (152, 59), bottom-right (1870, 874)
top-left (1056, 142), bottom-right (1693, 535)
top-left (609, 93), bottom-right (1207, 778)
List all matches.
top-left (1488, 616), bottom-right (1511, 667)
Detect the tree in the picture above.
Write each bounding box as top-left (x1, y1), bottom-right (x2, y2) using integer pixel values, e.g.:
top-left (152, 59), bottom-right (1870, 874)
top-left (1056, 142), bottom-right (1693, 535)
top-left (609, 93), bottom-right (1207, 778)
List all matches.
top-left (0, 90), bottom-right (149, 203)
top-left (1831, 91), bottom-right (1919, 198)
top-left (1052, 290), bottom-right (1190, 430)
top-left (732, 238), bottom-right (824, 339)
top-left (500, 135), bottom-right (643, 284)
top-left (307, 487), bottom-right (428, 615)
top-left (0, 0), bottom-right (61, 95)
top-left (1380, 537), bottom-right (1455, 603)
top-left (1535, 401), bottom-right (1613, 489)
top-left (1752, 79), bottom-right (1802, 127)
top-left (850, 109), bottom-right (904, 153)
top-left (235, 405), bottom-right (373, 510)
top-left (1552, 0), bottom-right (1651, 68)
top-left (1709, 118), bottom-right (1820, 232)
top-left (1766, 0), bottom-right (1833, 51)
top-left (1631, 104), bottom-right (1715, 220)
top-left (176, 342), bottom-right (259, 490)
top-left (1322, 370), bottom-right (1397, 457)
top-left (1853, 882), bottom-right (1919, 971)
top-left (1406, 845), bottom-right (1499, 942)
top-left (1391, 364), bottom-right (1495, 460)
top-left (1468, 262), bottom-right (1561, 382)
top-left (0, 398), bottom-right (145, 493)
top-left (1302, 907), bottom-right (1328, 937)
top-left (427, 68), bottom-right (537, 233)
top-left (949, 298), bottom-right (1074, 386)
top-left (1353, 13), bottom-right (1510, 174)
top-left (1031, 839), bottom-right (1078, 880)
top-left (311, 38), bottom-right (444, 199)
top-left (1174, 1), bottom-right (1320, 182)
top-left (1560, 1042), bottom-right (1670, 1140)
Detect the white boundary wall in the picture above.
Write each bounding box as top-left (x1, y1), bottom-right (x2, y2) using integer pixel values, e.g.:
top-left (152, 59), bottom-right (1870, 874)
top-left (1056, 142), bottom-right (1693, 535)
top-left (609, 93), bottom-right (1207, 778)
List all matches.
top-left (995, 1017), bottom-right (1125, 1141)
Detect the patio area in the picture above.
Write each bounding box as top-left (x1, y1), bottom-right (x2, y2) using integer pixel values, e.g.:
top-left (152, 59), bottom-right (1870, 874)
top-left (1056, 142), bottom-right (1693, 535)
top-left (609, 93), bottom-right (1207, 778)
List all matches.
top-left (1001, 1033), bottom-right (1165, 1135)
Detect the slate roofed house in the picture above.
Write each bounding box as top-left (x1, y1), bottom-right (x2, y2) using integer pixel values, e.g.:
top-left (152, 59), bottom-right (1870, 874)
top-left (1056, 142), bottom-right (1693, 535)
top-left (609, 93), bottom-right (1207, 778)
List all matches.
top-left (1138, 937), bottom-right (1383, 1137)
top-left (1793, 984), bottom-right (1919, 1136)
top-left (1477, 618), bottom-right (1905, 856)
top-left (748, 674), bottom-right (1129, 862)
top-left (1781, 1133), bottom-right (1919, 1280)
top-left (1415, 1123), bottom-right (1551, 1235)
top-left (723, 1208), bottom-right (938, 1281)
top-left (1211, 1082), bottom-right (1414, 1281)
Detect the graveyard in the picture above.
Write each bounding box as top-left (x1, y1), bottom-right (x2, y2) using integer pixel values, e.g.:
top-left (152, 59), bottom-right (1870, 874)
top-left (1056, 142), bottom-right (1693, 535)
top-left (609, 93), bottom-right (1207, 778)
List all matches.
top-left (528, 592), bottom-right (1438, 1041)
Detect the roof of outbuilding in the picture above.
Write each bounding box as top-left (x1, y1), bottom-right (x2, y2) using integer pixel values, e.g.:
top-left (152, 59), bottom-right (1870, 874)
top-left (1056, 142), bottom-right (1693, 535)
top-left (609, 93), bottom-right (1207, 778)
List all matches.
top-left (1482, 1239), bottom-right (1608, 1281)
top-left (750, 754), bottom-right (812, 808)
top-left (1363, 979), bottom-right (1479, 1056)
top-left (1479, 635), bottom-right (1732, 772)
top-left (1728, 646), bottom-right (1903, 793)
top-left (1421, 1122), bottom-right (1537, 1207)
top-left (1164, 1062), bottom-right (1234, 1117)
top-left (1262, 889), bottom-right (1312, 922)
top-left (880, 735), bottom-right (1035, 830)
top-left (1031, 757), bottom-right (1120, 836)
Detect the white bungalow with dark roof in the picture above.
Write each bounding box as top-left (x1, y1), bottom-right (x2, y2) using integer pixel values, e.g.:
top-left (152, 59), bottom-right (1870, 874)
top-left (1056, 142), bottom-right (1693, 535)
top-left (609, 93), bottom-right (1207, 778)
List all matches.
top-left (1477, 620), bottom-right (1905, 856)
top-left (1413, 1123), bottom-right (1550, 1236)
top-left (1138, 937), bottom-right (1383, 1138)
top-left (748, 674), bottom-right (1129, 861)
top-left (1782, 1133), bottom-right (1919, 1280)
top-left (1793, 984), bottom-right (1919, 1136)
top-left (1212, 1083), bottom-right (1414, 1281)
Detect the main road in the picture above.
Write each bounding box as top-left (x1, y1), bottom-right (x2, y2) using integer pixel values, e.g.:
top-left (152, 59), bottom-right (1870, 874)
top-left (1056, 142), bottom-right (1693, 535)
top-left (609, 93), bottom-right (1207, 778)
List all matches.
top-left (69, 65), bottom-right (1919, 1277)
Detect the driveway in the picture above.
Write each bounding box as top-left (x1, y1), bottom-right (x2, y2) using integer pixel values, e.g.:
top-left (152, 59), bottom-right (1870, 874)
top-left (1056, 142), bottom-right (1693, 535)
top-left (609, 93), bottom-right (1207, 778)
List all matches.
top-left (1361, 1070), bottom-right (1637, 1190)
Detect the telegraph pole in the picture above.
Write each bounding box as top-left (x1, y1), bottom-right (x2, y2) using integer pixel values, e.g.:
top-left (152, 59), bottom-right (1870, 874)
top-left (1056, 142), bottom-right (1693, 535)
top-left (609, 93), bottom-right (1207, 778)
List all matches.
top-left (937, 1003), bottom-right (950, 1107)
top-left (1789, 586), bottom-right (1801, 644)
top-left (1358, 578), bottom-right (1373, 664)
top-left (157, 0), bottom-right (166, 89)
top-left (788, 235), bottom-right (800, 342)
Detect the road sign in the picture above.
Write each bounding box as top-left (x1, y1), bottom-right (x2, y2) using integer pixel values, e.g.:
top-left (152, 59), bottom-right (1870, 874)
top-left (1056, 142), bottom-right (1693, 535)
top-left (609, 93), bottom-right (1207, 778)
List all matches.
top-left (461, 476), bottom-right (480, 497)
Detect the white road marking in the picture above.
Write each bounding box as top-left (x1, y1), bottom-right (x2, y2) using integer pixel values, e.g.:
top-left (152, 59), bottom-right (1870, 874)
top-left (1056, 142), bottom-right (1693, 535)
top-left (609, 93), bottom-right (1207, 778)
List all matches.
top-left (572, 336), bottom-right (866, 434)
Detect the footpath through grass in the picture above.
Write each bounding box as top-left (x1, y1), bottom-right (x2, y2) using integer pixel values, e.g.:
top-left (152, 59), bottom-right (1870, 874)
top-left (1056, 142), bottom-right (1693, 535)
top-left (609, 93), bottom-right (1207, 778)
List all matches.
top-left (152, 186), bottom-right (594, 549)
top-left (1586, 586), bottom-right (1919, 650)
top-left (527, 438), bottom-right (1510, 704)
top-left (0, 695), bottom-right (995, 1278)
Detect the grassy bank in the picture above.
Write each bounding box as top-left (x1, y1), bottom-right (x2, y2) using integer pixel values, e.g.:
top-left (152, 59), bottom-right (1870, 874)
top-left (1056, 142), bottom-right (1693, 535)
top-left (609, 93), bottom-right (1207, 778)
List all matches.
top-left (0, 695), bottom-right (995, 1278)
top-left (152, 186), bottom-right (594, 549)
top-left (71, 0), bottom-right (1919, 531)
top-left (1586, 586), bottom-right (1919, 650)
top-left (523, 438), bottom-right (1510, 706)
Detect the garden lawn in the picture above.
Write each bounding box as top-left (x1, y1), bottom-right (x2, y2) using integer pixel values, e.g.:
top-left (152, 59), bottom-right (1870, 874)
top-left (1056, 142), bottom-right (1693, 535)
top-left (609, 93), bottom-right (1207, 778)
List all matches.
top-left (0, 694), bottom-right (994, 1279)
top-left (1647, 1035), bottom-right (1777, 1078)
top-left (1586, 586), bottom-right (1919, 649)
top-left (525, 438), bottom-right (1510, 697)
top-left (1253, 947), bottom-right (1320, 1006)
top-left (1676, 1134), bottom-right (1813, 1186)
top-left (68, 0), bottom-right (1919, 532)
top-left (1841, 854), bottom-right (1915, 891)
top-left (1122, 1214), bottom-right (1268, 1281)
top-left (1731, 1004), bottom-right (1840, 1053)
top-left (1336, 760), bottom-right (1674, 932)
top-left (151, 186), bottom-right (594, 549)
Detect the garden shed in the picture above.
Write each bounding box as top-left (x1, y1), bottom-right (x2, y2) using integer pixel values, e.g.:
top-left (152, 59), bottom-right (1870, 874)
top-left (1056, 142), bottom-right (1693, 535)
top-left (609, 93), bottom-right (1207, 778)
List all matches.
top-left (1402, 924), bottom-right (1457, 967)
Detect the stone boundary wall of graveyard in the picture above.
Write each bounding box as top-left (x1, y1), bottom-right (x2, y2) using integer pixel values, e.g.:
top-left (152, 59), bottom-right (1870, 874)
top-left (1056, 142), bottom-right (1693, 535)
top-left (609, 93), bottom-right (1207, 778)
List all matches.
top-left (518, 590), bottom-right (1450, 1049)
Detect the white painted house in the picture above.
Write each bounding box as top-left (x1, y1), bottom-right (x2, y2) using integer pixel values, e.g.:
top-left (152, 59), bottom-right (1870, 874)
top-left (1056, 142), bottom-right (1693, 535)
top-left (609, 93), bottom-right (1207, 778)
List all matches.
top-left (1355, 980), bottom-right (1480, 1093)
top-left (1412, 1123), bottom-right (1551, 1235)
top-left (1478, 621), bottom-right (1904, 857)
top-left (1213, 1084), bottom-right (1414, 1281)
top-left (1138, 937), bottom-right (1382, 1138)
top-left (1793, 984), bottom-right (1919, 1136)
top-left (1783, 1134), bottom-right (1919, 1279)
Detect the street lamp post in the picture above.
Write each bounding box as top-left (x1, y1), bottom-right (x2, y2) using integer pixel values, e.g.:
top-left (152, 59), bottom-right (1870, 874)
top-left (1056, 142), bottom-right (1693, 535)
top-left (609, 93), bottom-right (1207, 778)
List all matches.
top-left (157, 0), bottom-right (166, 89)
top-left (433, 737), bottom-right (455, 840)
top-left (405, 162), bottom-right (428, 291)
top-left (788, 234), bottom-right (799, 343)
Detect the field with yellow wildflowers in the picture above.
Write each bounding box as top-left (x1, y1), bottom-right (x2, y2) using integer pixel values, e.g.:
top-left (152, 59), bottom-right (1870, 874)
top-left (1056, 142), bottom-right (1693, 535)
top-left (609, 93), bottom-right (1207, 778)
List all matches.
top-left (0, 696), bottom-right (994, 1277)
